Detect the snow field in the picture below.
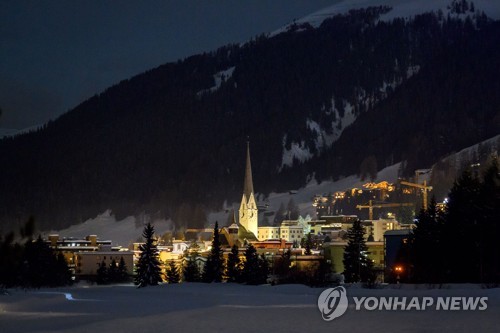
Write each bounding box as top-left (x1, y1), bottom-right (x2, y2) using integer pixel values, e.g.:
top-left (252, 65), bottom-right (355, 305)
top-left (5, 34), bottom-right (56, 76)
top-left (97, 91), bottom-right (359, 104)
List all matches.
top-left (1, 283), bottom-right (499, 333)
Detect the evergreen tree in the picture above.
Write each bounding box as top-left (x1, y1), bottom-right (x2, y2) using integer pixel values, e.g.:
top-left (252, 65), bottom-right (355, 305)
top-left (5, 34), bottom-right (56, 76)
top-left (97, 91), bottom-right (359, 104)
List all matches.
top-left (96, 260), bottom-right (109, 285)
top-left (241, 244), bottom-right (260, 285)
top-left (183, 243), bottom-right (201, 282)
top-left (343, 220), bottom-right (374, 283)
top-left (410, 197), bottom-right (444, 283)
top-left (166, 260), bottom-right (181, 284)
top-left (304, 232), bottom-right (312, 255)
top-left (477, 158), bottom-right (500, 283)
top-left (0, 232), bottom-right (22, 288)
top-left (310, 258), bottom-right (332, 287)
top-left (274, 249), bottom-right (292, 283)
top-left (55, 255), bottom-right (72, 286)
top-left (443, 169), bottom-right (481, 282)
top-left (240, 244), bottom-right (268, 285)
top-left (19, 216), bottom-right (36, 239)
top-left (117, 256), bottom-right (130, 282)
top-left (134, 223), bottom-right (163, 287)
top-left (108, 259), bottom-right (119, 283)
top-left (202, 222), bottom-right (225, 283)
top-left (226, 244), bottom-right (242, 282)
top-left (440, 159), bottom-right (500, 283)
top-left (21, 235), bottom-right (71, 288)
top-left (258, 253), bottom-right (270, 284)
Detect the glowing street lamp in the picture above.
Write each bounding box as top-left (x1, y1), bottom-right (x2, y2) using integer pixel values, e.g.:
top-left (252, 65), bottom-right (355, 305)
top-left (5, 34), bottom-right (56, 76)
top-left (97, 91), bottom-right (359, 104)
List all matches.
top-left (394, 265), bottom-right (403, 283)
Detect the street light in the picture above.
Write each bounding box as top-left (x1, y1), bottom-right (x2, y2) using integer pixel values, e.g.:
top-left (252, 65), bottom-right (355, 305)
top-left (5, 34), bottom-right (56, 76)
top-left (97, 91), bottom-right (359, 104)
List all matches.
top-left (394, 265), bottom-right (403, 283)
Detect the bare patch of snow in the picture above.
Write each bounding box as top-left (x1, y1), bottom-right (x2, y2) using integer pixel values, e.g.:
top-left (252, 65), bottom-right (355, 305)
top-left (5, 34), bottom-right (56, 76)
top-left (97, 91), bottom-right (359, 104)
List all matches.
top-left (197, 66), bottom-right (235, 96)
top-left (280, 135), bottom-right (314, 170)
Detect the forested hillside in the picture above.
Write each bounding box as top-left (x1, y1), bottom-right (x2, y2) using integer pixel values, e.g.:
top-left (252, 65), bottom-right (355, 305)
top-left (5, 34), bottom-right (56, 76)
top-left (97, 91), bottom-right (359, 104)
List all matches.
top-left (0, 4), bottom-right (498, 232)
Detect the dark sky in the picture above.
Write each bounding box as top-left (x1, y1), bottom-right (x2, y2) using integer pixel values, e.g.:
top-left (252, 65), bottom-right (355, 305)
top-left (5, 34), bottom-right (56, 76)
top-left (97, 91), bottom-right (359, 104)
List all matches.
top-left (0, 0), bottom-right (337, 129)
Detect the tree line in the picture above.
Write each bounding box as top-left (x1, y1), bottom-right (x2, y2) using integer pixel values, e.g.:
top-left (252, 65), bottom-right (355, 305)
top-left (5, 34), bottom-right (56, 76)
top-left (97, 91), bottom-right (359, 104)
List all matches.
top-left (135, 222), bottom-right (331, 288)
top-left (0, 218), bottom-right (72, 289)
top-left (407, 158), bottom-right (500, 285)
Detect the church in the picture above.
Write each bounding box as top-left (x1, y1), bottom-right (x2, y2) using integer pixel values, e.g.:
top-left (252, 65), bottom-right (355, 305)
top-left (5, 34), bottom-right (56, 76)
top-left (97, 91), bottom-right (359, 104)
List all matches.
top-left (219, 143), bottom-right (296, 251)
top-left (238, 141), bottom-right (259, 238)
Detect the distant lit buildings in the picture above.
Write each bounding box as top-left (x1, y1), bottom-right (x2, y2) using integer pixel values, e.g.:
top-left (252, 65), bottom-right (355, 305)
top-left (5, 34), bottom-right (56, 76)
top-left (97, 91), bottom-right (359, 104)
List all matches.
top-left (45, 234), bottom-right (133, 279)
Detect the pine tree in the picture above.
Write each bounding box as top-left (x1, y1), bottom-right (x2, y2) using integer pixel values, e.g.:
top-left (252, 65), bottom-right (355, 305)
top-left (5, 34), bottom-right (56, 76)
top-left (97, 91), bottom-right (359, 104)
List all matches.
top-left (441, 159), bottom-right (500, 283)
top-left (311, 258), bottom-right (332, 287)
top-left (134, 223), bottom-right (163, 287)
top-left (202, 221), bottom-right (225, 283)
top-left (96, 260), bottom-right (108, 285)
top-left (107, 259), bottom-right (119, 283)
top-left (54, 252), bottom-right (72, 286)
top-left (258, 253), bottom-right (269, 284)
top-left (226, 244), bottom-right (241, 282)
top-left (183, 243), bottom-right (201, 282)
top-left (410, 197), bottom-right (444, 283)
top-left (478, 158), bottom-right (500, 283)
top-left (0, 232), bottom-right (22, 288)
top-left (343, 220), bottom-right (374, 283)
top-left (275, 248), bottom-right (292, 283)
top-left (443, 169), bottom-right (481, 282)
top-left (304, 232), bottom-right (312, 255)
top-left (117, 256), bottom-right (130, 282)
top-left (241, 244), bottom-right (267, 285)
top-left (166, 260), bottom-right (181, 284)
top-left (21, 235), bottom-right (71, 288)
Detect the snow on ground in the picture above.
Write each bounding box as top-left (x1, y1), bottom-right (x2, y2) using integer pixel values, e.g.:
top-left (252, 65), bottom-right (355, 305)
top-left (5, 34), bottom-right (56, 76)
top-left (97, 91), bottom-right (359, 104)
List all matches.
top-left (210, 162), bottom-right (401, 226)
top-left (441, 134), bottom-right (500, 172)
top-left (197, 66), bottom-right (235, 96)
top-left (280, 136), bottom-right (314, 170)
top-left (1, 283), bottom-right (499, 333)
top-left (46, 210), bottom-right (172, 248)
top-left (271, 0), bottom-right (500, 36)
top-left (280, 99), bottom-right (358, 170)
top-left (269, 162), bottom-right (401, 220)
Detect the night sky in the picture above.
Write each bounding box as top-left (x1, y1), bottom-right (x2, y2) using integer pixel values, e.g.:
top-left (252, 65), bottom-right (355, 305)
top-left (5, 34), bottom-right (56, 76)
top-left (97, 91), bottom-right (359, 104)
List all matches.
top-left (0, 0), bottom-right (337, 129)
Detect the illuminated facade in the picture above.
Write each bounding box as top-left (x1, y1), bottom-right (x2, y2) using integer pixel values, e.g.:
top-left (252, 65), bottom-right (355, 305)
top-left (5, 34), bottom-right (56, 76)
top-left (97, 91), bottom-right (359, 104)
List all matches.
top-left (239, 142), bottom-right (258, 238)
top-left (75, 251), bottom-right (134, 277)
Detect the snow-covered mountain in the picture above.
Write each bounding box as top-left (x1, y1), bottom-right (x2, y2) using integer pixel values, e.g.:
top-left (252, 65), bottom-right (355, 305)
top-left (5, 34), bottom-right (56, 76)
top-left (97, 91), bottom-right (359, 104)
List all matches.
top-left (273, 0), bottom-right (500, 35)
top-left (52, 133), bottom-right (498, 248)
top-left (1, 0), bottom-right (499, 234)
top-left (274, 0), bottom-right (500, 168)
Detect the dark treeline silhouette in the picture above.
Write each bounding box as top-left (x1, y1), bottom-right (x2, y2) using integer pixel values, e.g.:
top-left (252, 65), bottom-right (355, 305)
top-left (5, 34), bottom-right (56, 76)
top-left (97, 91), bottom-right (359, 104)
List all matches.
top-left (0, 6), bottom-right (498, 232)
top-left (0, 218), bottom-right (72, 289)
top-left (403, 158), bottom-right (500, 284)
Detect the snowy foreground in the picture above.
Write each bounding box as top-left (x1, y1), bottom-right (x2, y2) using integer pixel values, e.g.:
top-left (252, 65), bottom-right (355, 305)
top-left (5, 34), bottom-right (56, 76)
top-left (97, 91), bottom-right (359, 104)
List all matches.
top-left (1, 283), bottom-right (499, 333)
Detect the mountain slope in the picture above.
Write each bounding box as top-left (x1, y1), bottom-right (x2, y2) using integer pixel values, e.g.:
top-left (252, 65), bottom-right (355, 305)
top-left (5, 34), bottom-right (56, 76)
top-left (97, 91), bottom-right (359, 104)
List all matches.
top-left (0, 1), bottom-right (499, 232)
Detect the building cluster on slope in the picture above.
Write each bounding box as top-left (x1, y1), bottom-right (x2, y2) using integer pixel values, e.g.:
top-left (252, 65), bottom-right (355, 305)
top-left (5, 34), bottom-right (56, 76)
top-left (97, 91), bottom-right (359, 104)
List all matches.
top-left (45, 143), bottom-right (414, 282)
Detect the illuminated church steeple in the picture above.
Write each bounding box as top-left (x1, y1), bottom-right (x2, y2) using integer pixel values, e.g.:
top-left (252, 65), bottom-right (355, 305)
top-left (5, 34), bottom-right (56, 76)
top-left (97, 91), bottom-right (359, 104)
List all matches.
top-left (239, 141), bottom-right (258, 238)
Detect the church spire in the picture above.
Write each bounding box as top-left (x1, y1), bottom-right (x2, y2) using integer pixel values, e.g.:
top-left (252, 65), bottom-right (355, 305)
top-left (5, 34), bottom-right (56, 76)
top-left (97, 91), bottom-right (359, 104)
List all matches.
top-left (239, 140), bottom-right (258, 239)
top-left (243, 140), bottom-right (254, 199)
